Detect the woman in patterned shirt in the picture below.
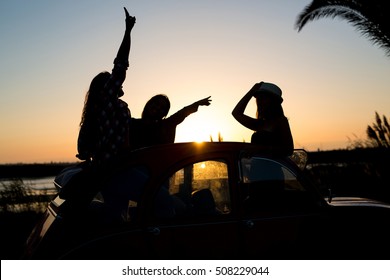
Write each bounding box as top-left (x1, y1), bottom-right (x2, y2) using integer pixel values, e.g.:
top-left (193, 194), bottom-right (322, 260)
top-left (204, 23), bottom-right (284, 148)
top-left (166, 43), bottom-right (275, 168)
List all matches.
top-left (77, 7), bottom-right (136, 167)
top-left (74, 8), bottom-right (145, 222)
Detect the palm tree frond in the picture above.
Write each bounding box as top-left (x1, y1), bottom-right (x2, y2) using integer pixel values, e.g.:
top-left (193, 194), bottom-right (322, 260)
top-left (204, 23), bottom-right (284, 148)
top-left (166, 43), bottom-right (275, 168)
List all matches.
top-left (295, 0), bottom-right (390, 56)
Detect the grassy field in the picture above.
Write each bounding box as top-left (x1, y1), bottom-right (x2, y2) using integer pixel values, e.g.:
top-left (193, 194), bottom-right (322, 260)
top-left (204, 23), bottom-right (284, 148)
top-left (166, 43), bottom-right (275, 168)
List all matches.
top-left (0, 162), bottom-right (76, 259)
top-left (0, 178), bottom-right (55, 259)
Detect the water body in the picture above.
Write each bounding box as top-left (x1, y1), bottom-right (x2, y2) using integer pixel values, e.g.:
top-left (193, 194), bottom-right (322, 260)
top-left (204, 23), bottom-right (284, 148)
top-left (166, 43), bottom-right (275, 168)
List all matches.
top-left (0, 176), bottom-right (56, 191)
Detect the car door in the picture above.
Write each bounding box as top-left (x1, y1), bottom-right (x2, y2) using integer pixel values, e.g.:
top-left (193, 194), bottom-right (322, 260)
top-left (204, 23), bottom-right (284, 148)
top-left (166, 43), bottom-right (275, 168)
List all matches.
top-left (238, 156), bottom-right (326, 259)
top-left (144, 159), bottom-right (243, 259)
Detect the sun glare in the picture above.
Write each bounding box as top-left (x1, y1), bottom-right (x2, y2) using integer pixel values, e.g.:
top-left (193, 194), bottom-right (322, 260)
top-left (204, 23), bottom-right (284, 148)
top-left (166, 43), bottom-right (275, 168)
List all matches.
top-left (175, 115), bottom-right (220, 143)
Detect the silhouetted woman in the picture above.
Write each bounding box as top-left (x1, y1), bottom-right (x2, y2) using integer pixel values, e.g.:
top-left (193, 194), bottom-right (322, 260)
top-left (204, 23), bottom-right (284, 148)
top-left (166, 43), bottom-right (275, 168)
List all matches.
top-left (130, 94), bottom-right (212, 149)
top-left (77, 7), bottom-right (135, 166)
top-left (232, 82), bottom-right (293, 156)
top-left (73, 8), bottom-right (142, 222)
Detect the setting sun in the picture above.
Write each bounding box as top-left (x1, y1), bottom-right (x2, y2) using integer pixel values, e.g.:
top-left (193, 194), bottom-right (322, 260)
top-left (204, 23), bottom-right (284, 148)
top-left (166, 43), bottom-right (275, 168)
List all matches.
top-left (1, 1), bottom-right (390, 163)
top-left (175, 114), bottom-right (221, 143)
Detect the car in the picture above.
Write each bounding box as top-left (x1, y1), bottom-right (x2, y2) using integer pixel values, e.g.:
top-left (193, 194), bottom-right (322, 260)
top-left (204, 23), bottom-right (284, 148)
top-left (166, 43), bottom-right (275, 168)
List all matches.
top-left (24, 142), bottom-right (390, 260)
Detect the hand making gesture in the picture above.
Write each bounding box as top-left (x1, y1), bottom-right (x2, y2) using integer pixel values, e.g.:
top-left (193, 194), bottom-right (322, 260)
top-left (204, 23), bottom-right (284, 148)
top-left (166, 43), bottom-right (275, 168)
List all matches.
top-left (124, 7), bottom-right (136, 31)
top-left (194, 96), bottom-right (212, 107)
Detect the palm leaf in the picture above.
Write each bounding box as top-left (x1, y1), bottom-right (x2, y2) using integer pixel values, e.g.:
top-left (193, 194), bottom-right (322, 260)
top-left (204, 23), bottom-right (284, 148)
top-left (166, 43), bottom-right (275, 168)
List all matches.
top-left (295, 0), bottom-right (390, 56)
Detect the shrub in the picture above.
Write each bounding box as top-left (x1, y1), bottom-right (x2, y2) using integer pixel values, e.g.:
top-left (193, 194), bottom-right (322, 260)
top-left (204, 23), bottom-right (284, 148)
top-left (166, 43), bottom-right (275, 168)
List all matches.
top-left (0, 179), bottom-right (53, 213)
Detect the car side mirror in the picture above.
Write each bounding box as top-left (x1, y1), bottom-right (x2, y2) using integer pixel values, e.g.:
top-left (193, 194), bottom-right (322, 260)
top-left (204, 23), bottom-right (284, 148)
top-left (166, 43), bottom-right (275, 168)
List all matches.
top-left (328, 188), bottom-right (333, 203)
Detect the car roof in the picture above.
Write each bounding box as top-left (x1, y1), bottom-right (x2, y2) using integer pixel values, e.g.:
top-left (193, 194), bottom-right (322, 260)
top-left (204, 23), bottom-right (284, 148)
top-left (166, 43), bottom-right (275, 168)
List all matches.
top-left (120, 141), bottom-right (293, 168)
top-left (109, 142), bottom-right (309, 188)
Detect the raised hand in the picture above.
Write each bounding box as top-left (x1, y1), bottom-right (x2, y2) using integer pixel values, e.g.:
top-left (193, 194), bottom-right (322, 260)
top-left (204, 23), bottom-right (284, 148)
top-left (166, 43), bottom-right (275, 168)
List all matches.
top-left (196, 96), bottom-right (212, 106)
top-left (124, 7), bottom-right (136, 31)
top-left (249, 82), bottom-right (263, 96)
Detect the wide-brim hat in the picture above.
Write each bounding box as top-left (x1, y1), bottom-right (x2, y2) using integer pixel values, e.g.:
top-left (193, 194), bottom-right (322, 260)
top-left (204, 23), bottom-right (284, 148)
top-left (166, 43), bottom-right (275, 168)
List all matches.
top-left (255, 82), bottom-right (283, 103)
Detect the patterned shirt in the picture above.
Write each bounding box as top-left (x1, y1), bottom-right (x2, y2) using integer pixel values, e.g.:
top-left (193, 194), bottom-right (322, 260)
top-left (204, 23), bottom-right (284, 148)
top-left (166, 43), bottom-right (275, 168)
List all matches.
top-left (78, 58), bottom-right (131, 165)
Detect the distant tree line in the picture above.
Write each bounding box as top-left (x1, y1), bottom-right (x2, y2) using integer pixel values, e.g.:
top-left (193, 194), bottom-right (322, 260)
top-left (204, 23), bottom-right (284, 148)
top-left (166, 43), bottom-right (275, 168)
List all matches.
top-left (0, 162), bottom-right (75, 179)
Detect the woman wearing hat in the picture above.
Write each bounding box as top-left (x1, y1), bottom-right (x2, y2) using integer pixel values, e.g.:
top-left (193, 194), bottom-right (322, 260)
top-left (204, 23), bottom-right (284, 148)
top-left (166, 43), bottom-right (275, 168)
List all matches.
top-left (232, 82), bottom-right (294, 156)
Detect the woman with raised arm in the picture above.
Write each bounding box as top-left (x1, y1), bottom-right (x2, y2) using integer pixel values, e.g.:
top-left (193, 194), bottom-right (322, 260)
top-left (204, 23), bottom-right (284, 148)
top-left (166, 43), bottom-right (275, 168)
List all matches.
top-left (130, 95), bottom-right (212, 150)
top-left (232, 82), bottom-right (293, 156)
top-left (72, 8), bottom-right (142, 222)
top-left (77, 7), bottom-right (136, 166)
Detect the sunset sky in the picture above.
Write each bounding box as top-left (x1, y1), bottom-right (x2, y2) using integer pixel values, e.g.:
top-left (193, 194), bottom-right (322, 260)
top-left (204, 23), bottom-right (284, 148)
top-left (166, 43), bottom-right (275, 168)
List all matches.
top-left (1, 0), bottom-right (390, 163)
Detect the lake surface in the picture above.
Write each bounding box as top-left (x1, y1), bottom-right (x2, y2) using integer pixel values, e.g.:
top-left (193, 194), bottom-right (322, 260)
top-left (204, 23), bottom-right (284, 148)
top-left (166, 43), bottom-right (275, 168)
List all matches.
top-left (0, 176), bottom-right (56, 191)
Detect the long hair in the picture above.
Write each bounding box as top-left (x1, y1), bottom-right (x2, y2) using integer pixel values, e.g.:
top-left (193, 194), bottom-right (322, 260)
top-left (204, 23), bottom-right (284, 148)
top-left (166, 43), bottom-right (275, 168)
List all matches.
top-left (141, 94), bottom-right (171, 120)
top-left (77, 72), bottom-right (111, 160)
top-left (80, 72), bottom-right (111, 127)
